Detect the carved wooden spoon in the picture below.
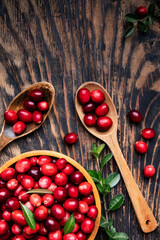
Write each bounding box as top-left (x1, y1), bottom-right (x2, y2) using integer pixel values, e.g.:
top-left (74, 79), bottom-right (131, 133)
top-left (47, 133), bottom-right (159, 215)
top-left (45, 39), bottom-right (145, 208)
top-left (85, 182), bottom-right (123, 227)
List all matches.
top-left (0, 82), bottom-right (55, 152)
top-left (75, 81), bottom-right (158, 233)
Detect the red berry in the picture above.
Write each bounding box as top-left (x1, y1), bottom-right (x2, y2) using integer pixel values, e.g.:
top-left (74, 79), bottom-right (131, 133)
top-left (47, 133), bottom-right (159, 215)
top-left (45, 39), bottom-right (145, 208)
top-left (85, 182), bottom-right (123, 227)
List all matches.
top-left (0, 178), bottom-right (5, 189)
top-left (11, 236), bottom-right (25, 240)
top-left (82, 102), bottom-right (96, 113)
top-left (84, 114), bottom-right (96, 127)
top-left (62, 164), bottom-right (75, 176)
top-left (12, 210), bottom-right (27, 226)
top-left (74, 212), bottom-right (84, 223)
top-left (136, 6), bottom-right (147, 18)
top-left (96, 116), bottom-right (113, 131)
top-left (6, 178), bottom-right (18, 191)
top-left (20, 175), bottom-right (34, 190)
top-left (59, 211), bottom-right (70, 226)
top-left (63, 233), bottom-right (78, 240)
top-left (70, 171), bottom-right (84, 184)
top-left (42, 194), bottom-right (54, 207)
top-left (28, 89), bottom-right (44, 102)
top-left (81, 218), bottom-right (95, 234)
top-left (5, 197), bottom-right (20, 211)
top-left (78, 182), bottom-right (92, 196)
top-left (76, 231), bottom-right (86, 240)
top-left (128, 109), bottom-right (142, 123)
top-left (45, 216), bottom-right (60, 231)
top-left (32, 110), bottom-right (43, 124)
top-left (39, 176), bottom-right (52, 188)
top-left (64, 133), bottom-right (78, 145)
top-left (15, 158), bottom-right (31, 173)
top-left (40, 163), bottom-right (58, 176)
top-left (17, 109), bottom-right (32, 122)
top-left (141, 128), bottom-right (155, 140)
top-left (48, 183), bottom-right (57, 192)
top-left (87, 205), bottom-right (98, 219)
top-left (72, 223), bottom-right (79, 233)
top-left (39, 223), bottom-right (48, 235)
top-left (23, 99), bottom-right (36, 112)
top-left (2, 210), bottom-right (12, 221)
top-left (11, 223), bottom-right (22, 235)
top-left (143, 165), bottom-right (155, 178)
top-left (81, 194), bottom-right (95, 205)
top-left (0, 167), bottom-right (15, 181)
top-left (90, 90), bottom-right (105, 104)
top-left (18, 190), bottom-right (29, 203)
top-left (68, 186), bottom-right (79, 199)
top-left (51, 204), bottom-right (66, 220)
top-left (13, 121), bottom-right (25, 134)
top-left (38, 101), bottom-right (49, 112)
top-left (30, 156), bottom-right (38, 166)
top-left (24, 222), bottom-right (39, 235)
top-left (56, 158), bottom-right (67, 171)
top-left (48, 230), bottom-right (62, 240)
top-left (135, 141), bottom-right (148, 154)
top-left (63, 198), bottom-right (78, 212)
top-left (24, 201), bottom-right (35, 212)
top-left (37, 156), bottom-right (52, 166)
top-left (78, 201), bottom-right (89, 214)
top-left (54, 173), bottom-right (68, 186)
top-left (4, 110), bottom-right (18, 124)
top-left (95, 103), bottom-right (109, 117)
top-left (30, 194), bottom-right (42, 207)
top-left (34, 206), bottom-right (48, 221)
top-left (35, 236), bottom-right (47, 240)
top-left (0, 220), bottom-right (9, 235)
top-left (77, 88), bottom-right (90, 105)
top-left (14, 185), bottom-right (23, 197)
top-left (27, 166), bottom-right (41, 181)
top-left (0, 188), bottom-right (12, 202)
top-left (53, 187), bottom-right (68, 202)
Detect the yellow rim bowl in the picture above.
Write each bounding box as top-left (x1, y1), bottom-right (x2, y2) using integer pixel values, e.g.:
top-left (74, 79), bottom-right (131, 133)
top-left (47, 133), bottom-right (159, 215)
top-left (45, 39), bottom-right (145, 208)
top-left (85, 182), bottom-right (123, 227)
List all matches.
top-left (0, 150), bottom-right (101, 239)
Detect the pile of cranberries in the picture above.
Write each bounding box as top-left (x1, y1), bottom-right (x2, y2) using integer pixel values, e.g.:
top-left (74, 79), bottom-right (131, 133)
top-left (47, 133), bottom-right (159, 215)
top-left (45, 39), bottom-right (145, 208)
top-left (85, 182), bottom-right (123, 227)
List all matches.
top-left (0, 156), bottom-right (98, 240)
top-left (4, 89), bottom-right (49, 135)
top-left (77, 88), bottom-right (112, 131)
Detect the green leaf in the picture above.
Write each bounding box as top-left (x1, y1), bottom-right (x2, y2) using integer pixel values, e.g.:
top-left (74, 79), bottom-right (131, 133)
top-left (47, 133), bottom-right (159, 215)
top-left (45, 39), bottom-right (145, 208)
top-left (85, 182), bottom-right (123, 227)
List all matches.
top-left (148, 3), bottom-right (155, 16)
top-left (64, 213), bottom-right (75, 234)
top-left (148, 16), bottom-right (154, 24)
top-left (108, 218), bottom-right (113, 227)
top-left (109, 194), bottom-right (124, 211)
top-left (104, 185), bottom-right (111, 194)
top-left (87, 170), bottom-right (99, 183)
top-left (102, 178), bottom-right (106, 186)
top-left (137, 21), bottom-right (149, 32)
top-left (125, 14), bottom-right (138, 23)
top-left (96, 144), bottom-right (105, 155)
top-left (96, 183), bottom-right (103, 194)
top-left (112, 232), bottom-right (129, 239)
top-left (110, 225), bottom-right (116, 235)
top-left (124, 25), bottom-right (135, 38)
top-left (26, 189), bottom-right (53, 195)
top-left (106, 173), bottom-right (120, 188)
top-left (90, 150), bottom-right (99, 159)
top-left (100, 215), bottom-right (108, 229)
top-left (20, 202), bottom-right (36, 230)
top-left (98, 171), bottom-right (102, 181)
top-left (91, 142), bottom-right (97, 152)
top-left (100, 153), bottom-right (113, 170)
top-left (106, 228), bottom-right (115, 238)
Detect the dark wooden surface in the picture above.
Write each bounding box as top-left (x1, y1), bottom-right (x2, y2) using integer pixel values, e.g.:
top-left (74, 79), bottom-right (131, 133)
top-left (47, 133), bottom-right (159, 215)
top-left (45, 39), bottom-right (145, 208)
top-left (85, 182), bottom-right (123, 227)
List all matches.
top-left (0, 0), bottom-right (160, 239)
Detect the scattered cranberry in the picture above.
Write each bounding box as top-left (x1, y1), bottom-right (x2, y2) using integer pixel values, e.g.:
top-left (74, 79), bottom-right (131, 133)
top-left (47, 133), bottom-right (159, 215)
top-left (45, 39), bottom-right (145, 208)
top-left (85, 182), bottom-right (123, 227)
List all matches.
top-left (5, 197), bottom-right (20, 211)
top-left (78, 182), bottom-right (92, 196)
top-left (53, 187), bottom-right (67, 202)
top-left (143, 165), bottom-right (155, 178)
top-left (81, 218), bottom-right (95, 234)
top-left (28, 89), bottom-right (44, 102)
top-left (48, 230), bottom-right (62, 240)
top-left (40, 163), bottom-right (58, 177)
top-left (23, 99), bottom-right (36, 112)
top-left (17, 109), bottom-right (32, 123)
top-left (30, 194), bottom-right (42, 207)
top-left (11, 223), bottom-right (22, 235)
top-left (51, 204), bottom-right (66, 220)
top-left (97, 116), bottom-right (113, 131)
top-left (34, 206), bottom-right (48, 221)
top-left (4, 110), bottom-right (18, 124)
top-left (38, 101), bottom-right (49, 112)
top-left (84, 114), bottom-right (96, 127)
top-left (90, 90), bottom-right (105, 104)
top-left (12, 210), bottom-right (27, 226)
top-left (136, 6), bottom-right (147, 18)
top-left (13, 121), bottom-right (25, 134)
top-left (141, 128), bottom-right (155, 140)
top-left (82, 102), bottom-right (96, 113)
top-left (2, 210), bottom-right (12, 221)
top-left (135, 141), bottom-right (148, 154)
top-left (95, 103), bottom-right (109, 117)
top-left (32, 110), bottom-right (43, 124)
top-left (64, 133), bottom-right (78, 145)
top-left (77, 88), bottom-right (90, 105)
top-left (45, 216), bottom-right (60, 231)
top-left (0, 220), bottom-right (9, 235)
top-left (15, 158), bottom-right (31, 173)
top-left (128, 109), bottom-right (142, 123)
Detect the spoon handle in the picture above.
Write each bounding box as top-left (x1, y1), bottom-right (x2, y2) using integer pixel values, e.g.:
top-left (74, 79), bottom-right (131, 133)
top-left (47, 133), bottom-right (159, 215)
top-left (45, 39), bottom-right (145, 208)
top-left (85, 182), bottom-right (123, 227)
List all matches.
top-left (0, 134), bottom-right (10, 152)
top-left (103, 133), bottom-right (158, 233)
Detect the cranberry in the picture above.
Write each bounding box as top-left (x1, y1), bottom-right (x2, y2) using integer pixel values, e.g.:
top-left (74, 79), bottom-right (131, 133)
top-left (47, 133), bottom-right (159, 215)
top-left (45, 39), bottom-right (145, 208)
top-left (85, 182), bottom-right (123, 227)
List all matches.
top-left (77, 88), bottom-right (90, 105)
top-left (74, 212), bottom-right (85, 224)
top-left (63, 198), bottom-right (78, 212)
top-left (78, 201), bottom-right (89, 214)
top-left (38, 101), bottom-right (49, 112)
top-left (70, 171), bottom-right (84, 184)
top-left (13, 121), bottom-right (25, 134)
top-left (68, 186), bottom-right (79, 198)
top-left (34, 181), bottom-right (40, 189)
top-left (24, 223), bottom-right (39, 235)
top-left (4, 110), bottom-right (18, 124)
top-left (27, 167), bottom-right (41, 181)
top-left (62, 164), bottom-right (75, 175)
top-left (76, 231), bottom-right (86, 240)
top-left (12, 210), bottom-right (27, 226)
top-left (18, 190), bottom-right (29, 202)
top-left (40, 163), bottom-right (58, 176)
top-left (11, 223), bottom-right (22, 235)
top-left (15, 158), bottom-right (31, 173)
top-left (5, 197), bottom-right (20, 211)
top-left (87, 205), bottom-right (98, 219)
top-left (2, 210), bottom-right (12, 221)
top-left (82, 102), bottom-right (96, 113)
top-left (20, 175), bottom-right (34, 190)
top-left (65, 183), bottom-right (73, 190)
top-left (35, 237), bottom-right (47, 240)
top-left (23, 99), bottom-right (36, 112)
top-left (0, 220), bottom-right (9, 235)
top-left (96, 116), bottom-right (113, 131)
top-left (0, 167), bottom-right (15, 181)
top-left (64, 133), bottom-right (78, 145)
top-left (53, 187), bottom-right (68, 202)
top-left (135, 141), bottom-right (148, 154)
top-left (23, 232), bottom-right (35, 239)
top-left (128, 109), bottom-right (142, 123)
top-left (143, 165), bottom-right (155, 178)
top-left (0, 178), bottom-right (5, 188)
top-left (81, 194), bottom-right (95, 205)
top-left (136, 6), bottom-right (147, 18)
top-left (37, 156), bottom-right (52, 166)
top-left (78, 182), bottom-right (92, 196)
top-left (7, 178), bottom-right (18, 191)
top-left (56, 158), bottom-right (67, 171)
top-left (72, 223), bottom-right (79, 233)
top-left (51, 204), bottom-right (66, 220)
top-left (30, 194), bottom-right (42, 207)
top-left (34, 206), bottom-right (48, 221)
top-left (11, 235), bottom-right (25, 240)
top-left (54, 173), bottom-right (68, 186)
top-left (39, 223), bottom-right (48, 235)
top-left (42, 194), bottom-right (54, 207)
top-left (14, 185), bottom-right (23, 197)
top-left (90, 90), bottom-right (105, 104)
top-left (45, 216), bottom-right (60, 231)
top-left (28, 89), bottom-right (44, 102)
top-left (48, 230), bottom-right (62, 240)
top-left (81, 218), bottom-right (95, 234)
top-left (63, 233), bottom-right (78, 240)
top-left (24, 201), bottom-right (35, 212)
top-left (59, 211), bottom-right (70, 226)
top-left (84, 114), bottom-right (96, 127)
top-left (1, 203), bottom-right (6, 211)
top-left (0, 188), bottom-right (12, 202)
top-left (32, 110), bottom-right (43, 124)
top-left (1, 229), bottom-right (12, 240)
top-left (48, 183), bottom-right (57, 192)
top-left (30, 156), bottom-right (38, 166)
top-left (95, 103), bottom-right (109, 117)
top-left (17, 109), bottom-right (32, 122)
top-left (52, 159), bottom-right (57, 164)
top-left (141, 128), bottom-right (155, 140)
top-left (39, 176), bottom-right (52, 188)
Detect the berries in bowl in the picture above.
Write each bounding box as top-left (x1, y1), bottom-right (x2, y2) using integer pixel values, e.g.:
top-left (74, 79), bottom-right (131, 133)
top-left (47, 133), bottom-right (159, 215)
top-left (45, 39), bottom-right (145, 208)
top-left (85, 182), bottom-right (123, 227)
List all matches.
top-left (0, 150), bottom-right (101, 240)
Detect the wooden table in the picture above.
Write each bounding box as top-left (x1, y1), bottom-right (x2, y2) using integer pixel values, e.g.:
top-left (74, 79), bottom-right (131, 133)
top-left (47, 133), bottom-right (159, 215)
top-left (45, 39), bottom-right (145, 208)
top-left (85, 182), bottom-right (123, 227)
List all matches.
top-left (0, 1), bottom-right (159, 239)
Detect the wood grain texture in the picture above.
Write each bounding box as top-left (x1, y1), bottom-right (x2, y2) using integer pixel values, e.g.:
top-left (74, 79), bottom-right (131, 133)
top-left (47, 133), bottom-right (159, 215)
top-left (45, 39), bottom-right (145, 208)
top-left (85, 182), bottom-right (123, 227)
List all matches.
top-left (0, 0), bottom-right (159, 239)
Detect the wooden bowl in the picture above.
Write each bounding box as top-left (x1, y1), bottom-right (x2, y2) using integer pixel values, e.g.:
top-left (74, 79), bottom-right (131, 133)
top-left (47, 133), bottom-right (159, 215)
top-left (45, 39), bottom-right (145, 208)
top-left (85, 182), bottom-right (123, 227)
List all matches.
top-left (0, 150), bottom-right (101, 239)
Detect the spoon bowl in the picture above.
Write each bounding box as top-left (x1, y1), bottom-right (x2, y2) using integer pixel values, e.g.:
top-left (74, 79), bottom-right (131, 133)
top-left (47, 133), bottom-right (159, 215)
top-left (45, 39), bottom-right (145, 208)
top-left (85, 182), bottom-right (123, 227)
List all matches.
top-left (0, 82), bottom-right (55, 151)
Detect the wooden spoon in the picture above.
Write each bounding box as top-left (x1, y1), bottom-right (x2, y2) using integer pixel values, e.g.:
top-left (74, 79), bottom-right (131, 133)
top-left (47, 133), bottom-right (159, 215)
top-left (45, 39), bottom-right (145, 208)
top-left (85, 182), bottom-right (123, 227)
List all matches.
top-left (0, 82), bottom-right (55, 152)
top-left (75, 81), bottom-right (158, 233)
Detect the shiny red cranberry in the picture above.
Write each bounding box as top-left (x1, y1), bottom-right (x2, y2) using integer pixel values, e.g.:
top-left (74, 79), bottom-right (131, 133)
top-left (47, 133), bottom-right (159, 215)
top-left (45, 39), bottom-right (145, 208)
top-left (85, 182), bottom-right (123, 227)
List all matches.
top-left (27, 167), bottom-right (41, 181)
top-left (90, 90), bottom-right (105, 104)
top-left (1, 229), bottom-right (12, 240)
top-left (77, 88), bottom-right (90, 105)
top-left (81, 194), bottom-right (95, 205)
top-left (30, 194), bottom-right (42, 207)
top-left (48, 182), bottom-right (57, 192)
top-left (82, 102), bottom-right (96, 113)
top-left (48, 230), bottom-right (62, 240)
top-left (136, 6), bottom-right (147, 18)
top-left (28, 89), bottom-right (44, 102)
top-left (56, 158), bottom-right (67, 171)
top-left (39, 223), bottom-right (48, 235)
top-left (24, 223), bottom-right (39, 235)
top-left (34, 181), bottom-right (40, 189)
top-left (74, 212), bottom-right (84, 223)
top-left (2, 210), bottom-right (12, 221)
top-left (17, 109), bottom-right (32, 122)
top-left (45, 216), bottom-right (60, 231)
top-left (18, 190), bottom-right (29, 202)
top-left (70, 171), bottom-right (84, 185)
top-left (128, 109), bottom-right (142, 123)
top-left (87, 205), bottom-right (98, 219)
top-left (40, 163), bottom-right (58, 176)
top-left (23, 232), bottom-right (35, 239)
top-left (24, 201), bottom-right (34, 212)
top-left (39, 176), bottom-right (52, 188)
top-left (35, 236), bottom-right (47, 240)
top-left (54, 173), bottom-right (68, 186)
top-left (64, 133), bottom-right (78, 145)
top-left (23, 99), bottom-right (36, 112)
top-left (34, 206), bottom-right (48, 221)
top-left (51, 204), bottom-right (66, 220)
top-left (15, 158), bottom-right (31, 173)
top-left (20, 175), bottom-right (34, 190)
top-left (68, 186), bottom-right (79, 198)
top-left (13, 121), bottom-right (25, 134)
top-left (12, 210), bottom-right (27, 226)
top-left (78, 201), bottom-right (89, 214)
top-left (5, 197), bottom-right (20, 211)
top-left (143, 165), bottom-right (155, 178)
top-left (6, 178), bottom-right (18, 191)
top-left (63, 233), bottom-right (78, 240)
top-left (78, 182), bottom-right (92, 196)
top-left (95, 103), bottom-right (109, 117)
top-left (32, 110), bottom-right (43, 124)
top-left (0, 188), bottom-right (12, 202)
top-left (11, 223), bottom-right (22, 235)
top-left (135, 141), bottom-right (148, 154)
top-left (53, 187), bottom-right (67, 202)
top-left (84, 114), bottom-right (96, 127)
top-left (0, 167), bottom-right (15, 181)
top-left (62, 164), bottom-right (75, 175)
top-left (81, 218), bottom-right (95, 234)
top-left (14, 185), bottom-right (23, 197)
top-left (0, 178), bottom-right (5, 189)
top-left (76, 231), bottom-right (86, 240)
top-left (42, 194), bottom-right (54, 207)
top-left (38, 101), bottom-right (49, 112)
top-left (59, 211), bottom-right (70, 226)
top-left (4, 110), bottom-right (18, 124)
top-left (30, 156), bottom-right (38, 166)
top-left (17, 173), bottom-right (25, 182)
top-left (72, 223), bottom-right (79, 234)
top-left (141, 128), bottom-right (155, 140)
top-left (63, 198), bottom-right (78, 212)
top-left (97, 116), bottom-right (113, 131)
top-left (0, 220), bottom-right (9, 235)
top-left (11, 235), bottom-right (25, 240)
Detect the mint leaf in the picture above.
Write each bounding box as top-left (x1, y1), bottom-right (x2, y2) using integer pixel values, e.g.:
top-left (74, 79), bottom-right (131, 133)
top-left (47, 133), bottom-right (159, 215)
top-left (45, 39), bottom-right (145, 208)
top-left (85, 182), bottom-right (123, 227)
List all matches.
top-left (125, 25), bottom-right (135, 38)
top-left (64, 214), bottom-right (75, 234)
top-left (98, 171), bottom-right (102, 181)
top-left (100, 215), bottom-right (108, 229)
top-left (109, 194), bottom-right (124, 211)
top-left (106, 173), bottom-right (120, 188)
top-left (104, 185), bottom-right (111, 195)
top-left (125, 14), bottom-right (138, 23)
top-left (96, 183), bottom-right (103, 194)
top-left (137, 21), bottom-right (149, 32)
top-left (90, 150), bottom-right (99, 159)
top-left (87, 170), bottom-right (99, 183)
top-left (91, 142), bottom-right (97, 152)
top-left (112, 232), bottom-right (129, 239)
top-left (100, 153), bottom-right (113, 170)
top-left (148, 3), bottom-right (155, 16)
top-left (96, 144), bottom-right (105, 155)
top-left (20, 202), bottom-right (36, 230)
top-left (148, 16), bottom-right (154, 24)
